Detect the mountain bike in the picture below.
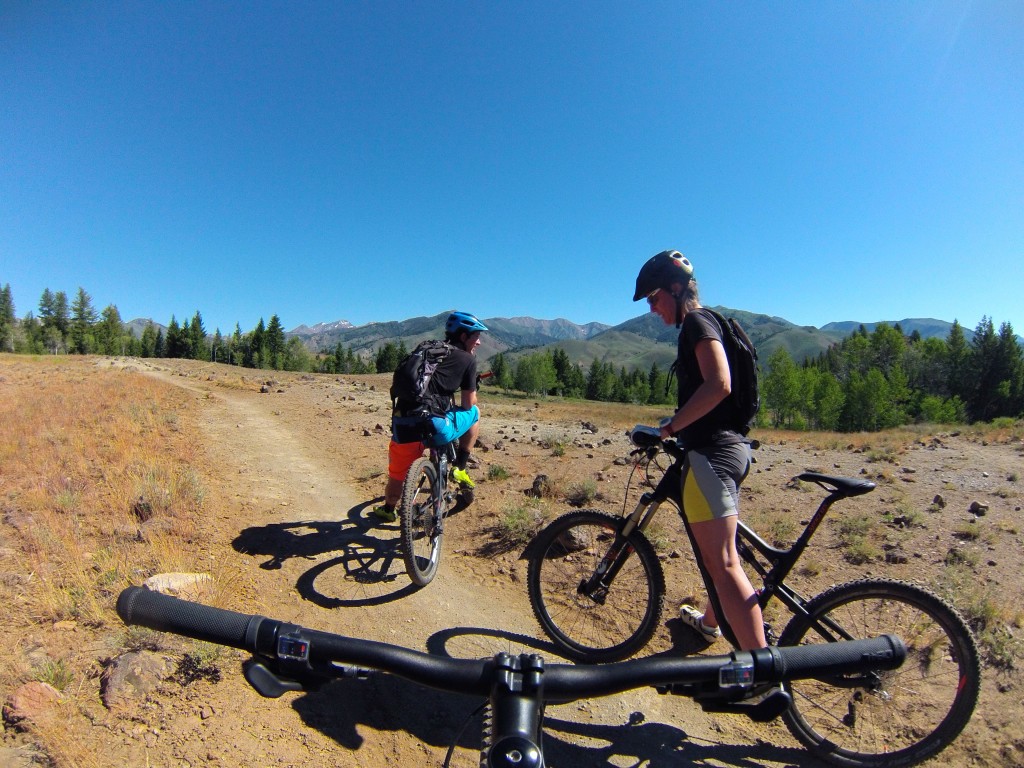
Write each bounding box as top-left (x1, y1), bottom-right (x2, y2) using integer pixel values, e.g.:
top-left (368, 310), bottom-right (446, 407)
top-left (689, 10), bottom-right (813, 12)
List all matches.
top-left (400, 371), bottom-right (491, 586)
top-left (116, 586), bottom-right (906, 768)
top-left (523, 425), bottom-right (981, 768)
top-left (400, 438), bottom-right (470, 586)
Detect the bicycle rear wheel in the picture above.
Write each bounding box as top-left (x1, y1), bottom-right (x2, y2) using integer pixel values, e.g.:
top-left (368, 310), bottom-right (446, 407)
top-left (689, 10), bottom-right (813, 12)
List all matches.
top-left (778, 579), bottom-right (980, 768)
top-left (400, 457), bottom-right (443, 586)
top-left (526, 510), bottom-right (665, 663)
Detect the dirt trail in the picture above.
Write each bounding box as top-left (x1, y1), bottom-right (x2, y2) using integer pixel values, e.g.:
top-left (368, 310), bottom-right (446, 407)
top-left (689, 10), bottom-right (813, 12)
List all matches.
top-left (131, 362), bottom-right (822, 768)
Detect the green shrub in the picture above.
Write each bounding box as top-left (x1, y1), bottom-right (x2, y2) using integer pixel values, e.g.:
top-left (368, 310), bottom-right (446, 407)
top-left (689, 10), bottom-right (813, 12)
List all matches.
top-left (35, 658), bottom-right (74, 691)
top-left (498, 501), bottom-right (546, 546)
top-left (565, 479), bottom-right (597, 507)
top-left (487, 464), bottom-right (511, 481)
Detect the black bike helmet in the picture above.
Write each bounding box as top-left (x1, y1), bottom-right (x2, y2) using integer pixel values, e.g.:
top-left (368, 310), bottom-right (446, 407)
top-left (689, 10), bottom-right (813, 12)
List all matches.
top-left (632, 250), bottom-right (694, 301)
top-left (445, 311), bottom-right (488, 335)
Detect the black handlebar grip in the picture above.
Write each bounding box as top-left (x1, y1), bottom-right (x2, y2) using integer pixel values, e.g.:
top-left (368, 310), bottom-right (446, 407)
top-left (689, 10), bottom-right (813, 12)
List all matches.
top-left (117, 586), bottom-right (268, 652)
top-left (764, 635), bottom-right (906, 681)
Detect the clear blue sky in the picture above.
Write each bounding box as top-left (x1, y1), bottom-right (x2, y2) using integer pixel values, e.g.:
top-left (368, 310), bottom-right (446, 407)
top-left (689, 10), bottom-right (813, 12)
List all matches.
top-left (2, 2), bottom-right (1021, 337)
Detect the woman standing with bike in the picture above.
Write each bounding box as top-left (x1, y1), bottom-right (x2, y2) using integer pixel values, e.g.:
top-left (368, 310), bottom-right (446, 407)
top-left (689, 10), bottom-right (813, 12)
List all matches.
top-left (633, 250), bottom-right (766, 651)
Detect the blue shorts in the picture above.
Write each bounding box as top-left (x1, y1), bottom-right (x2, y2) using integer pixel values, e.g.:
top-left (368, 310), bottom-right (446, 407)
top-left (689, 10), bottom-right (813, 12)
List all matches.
top-left (426, 405), bottom-right (479, 447)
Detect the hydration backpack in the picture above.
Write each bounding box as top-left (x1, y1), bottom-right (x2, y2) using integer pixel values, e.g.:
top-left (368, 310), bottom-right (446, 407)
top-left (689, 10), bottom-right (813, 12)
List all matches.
top-left (390, 340), bottom-right (453, 417)
top-left (667, 309), bottom-right (760, 436)
top-left (707, 309), bottom-right (760, 436)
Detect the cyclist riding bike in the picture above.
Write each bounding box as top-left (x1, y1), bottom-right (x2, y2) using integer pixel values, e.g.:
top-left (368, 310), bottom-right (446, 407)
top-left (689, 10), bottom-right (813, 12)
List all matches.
top-left (373, 311), bottom-right (487, 522)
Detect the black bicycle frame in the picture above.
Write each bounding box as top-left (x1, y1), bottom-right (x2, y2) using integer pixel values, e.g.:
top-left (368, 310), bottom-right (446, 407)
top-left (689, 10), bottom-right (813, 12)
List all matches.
top-left (604, 439), bottom-right (877, 650)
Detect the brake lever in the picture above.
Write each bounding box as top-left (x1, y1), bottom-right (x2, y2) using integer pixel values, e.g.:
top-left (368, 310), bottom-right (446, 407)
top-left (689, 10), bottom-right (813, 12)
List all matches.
top-left (242, 657), bottom-right (369, 698)
top-left (243, 658), bottom-right (307, 698)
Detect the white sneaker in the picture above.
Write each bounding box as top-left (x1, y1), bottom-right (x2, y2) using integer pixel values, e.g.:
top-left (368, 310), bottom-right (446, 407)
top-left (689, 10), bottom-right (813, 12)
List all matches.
top-left (679, 604), bottom-right (721, 641)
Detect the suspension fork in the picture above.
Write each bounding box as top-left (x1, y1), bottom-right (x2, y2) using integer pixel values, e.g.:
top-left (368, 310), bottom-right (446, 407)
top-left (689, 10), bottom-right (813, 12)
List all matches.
top-left (579, 491), bottom-right (665, 601)
top-left (431, 448), bottom-right (450, 535)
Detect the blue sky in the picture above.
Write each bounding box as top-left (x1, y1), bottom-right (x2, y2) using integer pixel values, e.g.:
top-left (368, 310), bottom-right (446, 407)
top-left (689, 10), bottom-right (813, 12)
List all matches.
top-left (2, 2), bottom-right (1021, 337)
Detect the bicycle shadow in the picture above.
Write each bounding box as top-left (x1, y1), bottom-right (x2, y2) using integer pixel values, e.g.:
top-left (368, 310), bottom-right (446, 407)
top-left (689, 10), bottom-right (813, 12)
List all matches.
top-left (231, 498), bottom-right (422, 606)
top-left (537, 713), bottom-right (816, 767)
top-left (288, 660), bottom-right (821, 768)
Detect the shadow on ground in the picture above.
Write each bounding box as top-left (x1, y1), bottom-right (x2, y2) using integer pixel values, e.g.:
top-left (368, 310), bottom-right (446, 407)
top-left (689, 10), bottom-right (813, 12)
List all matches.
top-left (284, 626), bottom-right (822, 768)
top-left (231, 499), bottom-right (423, 606)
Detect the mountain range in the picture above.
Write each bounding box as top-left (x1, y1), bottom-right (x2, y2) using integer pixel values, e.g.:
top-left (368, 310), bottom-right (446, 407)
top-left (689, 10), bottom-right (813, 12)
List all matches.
top-left (126, 310), bottom-right (970, 370)
top-left (283, 310), bottom-right (966, 371)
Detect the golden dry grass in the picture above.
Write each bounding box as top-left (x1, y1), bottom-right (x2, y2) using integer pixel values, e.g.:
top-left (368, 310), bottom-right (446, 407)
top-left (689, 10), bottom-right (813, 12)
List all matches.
top-left (0, 356), bottom-right (224, 765)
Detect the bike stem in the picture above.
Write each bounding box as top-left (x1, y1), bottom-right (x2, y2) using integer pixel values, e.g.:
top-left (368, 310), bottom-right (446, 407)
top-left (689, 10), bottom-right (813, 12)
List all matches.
top-left (485, 653), bottom-right (545, 768)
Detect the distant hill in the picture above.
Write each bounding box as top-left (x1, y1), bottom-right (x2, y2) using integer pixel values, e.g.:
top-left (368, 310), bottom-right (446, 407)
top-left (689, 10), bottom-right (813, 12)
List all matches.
top-left (283, 309), bottom-right (964, 371)
top-left (521, 307), bottom-right (848, 373)
top-left (290, 319), bottom-right (355, 336)
top-left (126, 318), bottom-right (164, 338)
top-left (288, 312), bottom-right (612, 363)
top-left (124, 310), bottom-right (988, 371)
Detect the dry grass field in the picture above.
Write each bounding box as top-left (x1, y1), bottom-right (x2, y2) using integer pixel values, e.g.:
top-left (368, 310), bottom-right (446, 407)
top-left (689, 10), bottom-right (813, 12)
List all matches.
top-left (1, 355), bottom-right (1022, 767)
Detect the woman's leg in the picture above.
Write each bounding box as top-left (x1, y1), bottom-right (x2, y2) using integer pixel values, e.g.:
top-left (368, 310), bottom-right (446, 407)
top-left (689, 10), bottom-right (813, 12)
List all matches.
top-left (689, 515), bottom-right (766, 650)
top-left (681, 444), bottom-right (763, 649)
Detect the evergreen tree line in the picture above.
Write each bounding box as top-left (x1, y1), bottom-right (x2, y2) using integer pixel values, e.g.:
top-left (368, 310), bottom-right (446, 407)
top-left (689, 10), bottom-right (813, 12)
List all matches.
top-left (484, 348), bottom-right (675, 406)
top-left (3, 284), bottom-right (1021, 428)
top-left (761, 318), bottom-right (1024, 430)
top-left (0, 284), bottom-right (315, 371)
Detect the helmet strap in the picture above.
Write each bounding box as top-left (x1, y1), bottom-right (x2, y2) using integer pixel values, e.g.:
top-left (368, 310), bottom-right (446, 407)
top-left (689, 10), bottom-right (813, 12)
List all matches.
top-left (674, 294), bottom-right (684, 329)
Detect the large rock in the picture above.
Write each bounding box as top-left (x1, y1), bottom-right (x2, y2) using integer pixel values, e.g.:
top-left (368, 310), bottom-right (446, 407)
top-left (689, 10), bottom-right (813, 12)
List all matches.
top-left (142, 572), bottom-right (213, 601)
top-left (3, 681), bottom-right (61, 729)
top-left (101, 651), bottom-right (175, 710)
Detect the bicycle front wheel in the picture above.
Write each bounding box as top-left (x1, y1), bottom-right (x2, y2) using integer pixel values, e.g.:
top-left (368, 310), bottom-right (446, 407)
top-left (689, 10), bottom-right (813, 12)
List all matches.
top-left (778, 579), bottom-right (980, 768)
top-left (400, 457), bottom-right (443, 586)
top-left (526, 509), bottom-right (665, 663)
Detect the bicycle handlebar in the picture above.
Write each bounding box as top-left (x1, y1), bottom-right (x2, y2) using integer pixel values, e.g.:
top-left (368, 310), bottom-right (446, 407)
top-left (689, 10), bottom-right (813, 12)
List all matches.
top-left (117, 586), bottom-right (905, 702)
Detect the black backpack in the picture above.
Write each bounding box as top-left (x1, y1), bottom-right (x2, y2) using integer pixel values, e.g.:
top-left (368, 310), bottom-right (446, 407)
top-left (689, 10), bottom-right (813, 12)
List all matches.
top-left (706, 309), bottom-right (760, 436)
top-left (390, 340), bottom-right (453, 417)
top-left (667, 309), bottom-right (760, 436)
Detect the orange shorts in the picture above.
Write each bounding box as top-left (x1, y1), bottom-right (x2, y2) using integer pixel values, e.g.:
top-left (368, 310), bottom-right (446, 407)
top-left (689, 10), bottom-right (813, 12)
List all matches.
top-left (388, 439), bottom-right (426, 481)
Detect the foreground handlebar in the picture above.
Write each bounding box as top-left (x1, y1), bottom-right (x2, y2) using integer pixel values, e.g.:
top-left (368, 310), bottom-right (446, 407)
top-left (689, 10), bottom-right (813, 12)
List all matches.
top-left (117, 587), bottom-right (905, 701)
top-left (117, 586), bottom-right (491, 694)
top-left (117, 584), bottom-right (267, 650)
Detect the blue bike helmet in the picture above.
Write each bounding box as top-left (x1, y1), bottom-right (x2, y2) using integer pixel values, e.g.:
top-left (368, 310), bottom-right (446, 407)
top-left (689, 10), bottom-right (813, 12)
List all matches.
top-left (445, 311), bottom-right (488, 335)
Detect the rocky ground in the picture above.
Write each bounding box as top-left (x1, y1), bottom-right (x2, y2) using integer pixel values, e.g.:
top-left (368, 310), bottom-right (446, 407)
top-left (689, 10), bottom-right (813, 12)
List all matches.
top-left (3, 357), bottom-right (1023, 767)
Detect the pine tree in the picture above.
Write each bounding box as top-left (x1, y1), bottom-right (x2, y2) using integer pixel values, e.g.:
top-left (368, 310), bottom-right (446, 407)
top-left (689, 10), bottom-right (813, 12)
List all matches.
top-left (165, 316), bottom-right (185, 358)
top-left (490, 352), bottom-right (511, 389)
top-left (189, 311), bottom-right (208, 361)
top-left (994, 322), bottom-right (1024, 418)
top-left (0, 283), bottom-right (15, 352)
top-left (211, 329), bottom-right (224, 363)
top-left (140, 322), bottom-right (158, 358)
top-left (97, 304), bottom-right (126, 355)
top-left (70, 287), bottom-right (98, 354)
top-left (38, 289), bottom-right (69, 353)
top-left (266, 315), bottom-right (286, 369)
top-left (946, 320), bottom-right (971, 405)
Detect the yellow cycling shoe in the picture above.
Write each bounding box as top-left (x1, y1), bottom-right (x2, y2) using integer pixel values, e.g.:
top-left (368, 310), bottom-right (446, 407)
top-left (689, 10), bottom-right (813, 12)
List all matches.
top-left (451, 467), bottom-right (475, 489)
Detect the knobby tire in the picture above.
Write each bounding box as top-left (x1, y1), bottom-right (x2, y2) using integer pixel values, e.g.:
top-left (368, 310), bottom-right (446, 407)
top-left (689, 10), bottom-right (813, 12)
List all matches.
top-left (526, 509), bottom-right (665, 663)
top-left (778, 578), bottom-right (980, 768)
top-left (401, 457), bottom-right (443, 587)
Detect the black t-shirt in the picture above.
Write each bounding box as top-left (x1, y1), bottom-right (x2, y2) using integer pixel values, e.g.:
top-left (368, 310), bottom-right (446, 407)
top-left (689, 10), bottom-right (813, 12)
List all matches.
top-left (426, 345), bottom-right (478, 411)
top-left (676, 308), bottom-right (744, 448)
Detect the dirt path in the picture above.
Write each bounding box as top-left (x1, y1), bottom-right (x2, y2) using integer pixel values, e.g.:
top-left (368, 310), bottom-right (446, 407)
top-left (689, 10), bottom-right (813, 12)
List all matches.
top-left (129, 362), bottom-right (830, 768)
